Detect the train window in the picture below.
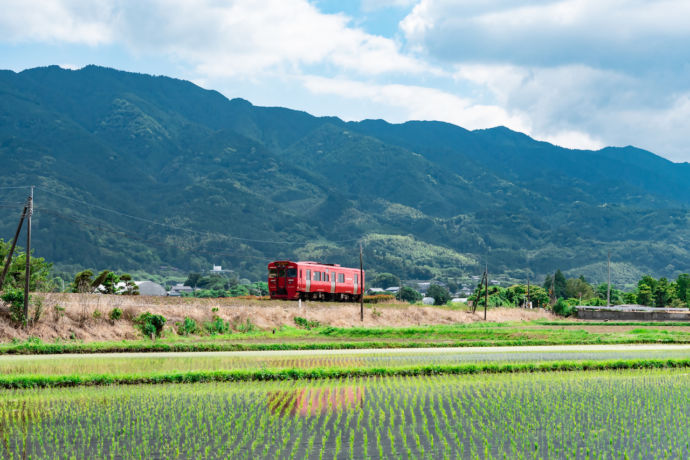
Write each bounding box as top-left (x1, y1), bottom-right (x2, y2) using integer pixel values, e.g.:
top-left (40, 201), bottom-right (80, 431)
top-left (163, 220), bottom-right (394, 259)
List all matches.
top-left (338, 273), bottom-right (345, 283)
top-left (268, 269), bottom-right (277, 278)
top-left (277, 269), bottom-right (286, 277)
top-left (299, 270), bottom-right (302, 279)
top-left (313, 272), bottom-right (321, 281)
top-left (355, 274), bottom-right (359, 284)
top-left (325, 273), bottom-right (329, 282)
top-left (306, 269), bottom-right (311, 280)
top-left (286, 268), bottom-right (297, 278)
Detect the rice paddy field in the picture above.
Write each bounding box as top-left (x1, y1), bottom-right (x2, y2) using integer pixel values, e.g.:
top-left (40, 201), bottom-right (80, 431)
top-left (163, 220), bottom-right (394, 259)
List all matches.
top-left (1, 368), bottom-right (689, 459)
top-left (0, 344), bottom-right (689, 378)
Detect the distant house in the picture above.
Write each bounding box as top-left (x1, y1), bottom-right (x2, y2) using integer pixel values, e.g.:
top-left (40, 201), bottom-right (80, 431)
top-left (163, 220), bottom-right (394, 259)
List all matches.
top-left (451, 297), bottom-right (468, 304)
top-left (385, 287), bottom-right (400, 293)
top-left (168, 283), bottom-right (193, 296)
top-left (368, 288), bottom-right (386, 294)
top-left (422, 297), bottom-right (435, 305)
top-left (135, 281), bottom-right (167, 296)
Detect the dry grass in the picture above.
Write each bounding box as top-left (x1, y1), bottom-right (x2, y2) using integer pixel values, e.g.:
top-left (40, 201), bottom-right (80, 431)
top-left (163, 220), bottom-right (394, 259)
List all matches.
top-left (0, 293), bottom-right (556, 342)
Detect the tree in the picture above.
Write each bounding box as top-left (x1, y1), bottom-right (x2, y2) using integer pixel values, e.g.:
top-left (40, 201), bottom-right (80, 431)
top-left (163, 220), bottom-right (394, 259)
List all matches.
top-left (397, 286), bottom-right (422, 303)
top-left (371, 273), bottom-right (401, 289)
top-left (654, 277), bottom-right (675, 308)
top-left (71, 270), bottom-right (94, 293)
top-left (637, 282), bottom-right (654, 306)
top-left (119, 274), bottom-right (139, 296)
top-left (676, 273), bottom-right (690, 305)
top-left (554, 270), bottom-right (567, 299)
top-left (184, 273), bottom-right (202, 289)
top-left (0, 239), bottom-right (53, 291)
top-left (565, 277), bottom-right (594, 301)
top-left (427, 284), bottom-right (451, 305)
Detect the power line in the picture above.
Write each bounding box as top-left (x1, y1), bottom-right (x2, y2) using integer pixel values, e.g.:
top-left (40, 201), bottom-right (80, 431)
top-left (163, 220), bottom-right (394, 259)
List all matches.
top-left (35, 186), bottom-right (365, 245)
top-left (34, 208), bottom-right (297, 261)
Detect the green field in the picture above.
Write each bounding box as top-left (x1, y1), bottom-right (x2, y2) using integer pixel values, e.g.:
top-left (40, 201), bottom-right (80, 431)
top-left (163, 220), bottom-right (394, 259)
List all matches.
top-left (1, 346), bottom-right (689, 378)
top-left (1, 369), bottom-right (688, 459)
top-left (3, 321), bottom-right (690, 355)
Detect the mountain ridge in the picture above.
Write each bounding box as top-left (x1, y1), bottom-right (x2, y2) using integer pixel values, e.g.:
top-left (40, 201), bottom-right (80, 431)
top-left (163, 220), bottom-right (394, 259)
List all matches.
top-left (1, 65), bottom-right (689, 286)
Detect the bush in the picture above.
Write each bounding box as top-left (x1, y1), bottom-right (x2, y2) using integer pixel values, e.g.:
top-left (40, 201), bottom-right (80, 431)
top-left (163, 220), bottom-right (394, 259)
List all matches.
top-left (2, 288), bottom-right (26, 325)
top-left (552, 298), bottom-right (574, 317)
top-left (363, 294), bottom-right (396, 304)
top-left (133, 312), bottom-right (166, 339)
top-left (235, 318), bottom-right (256, 333)
top-left (177, 317), bottom-right (199, 336)
top-left (203, 316), bottom-right (229, 335)
top-left (294, 316), bottom-right (321, 329)
top-left (109, 308), bottom-right (123, 321)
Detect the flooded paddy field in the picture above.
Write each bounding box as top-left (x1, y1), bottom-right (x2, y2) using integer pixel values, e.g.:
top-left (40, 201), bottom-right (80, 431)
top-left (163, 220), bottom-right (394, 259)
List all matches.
top-left (1, 368), bottom-right (689, 459)
top-left (0, 344), bottom-right (688, 378)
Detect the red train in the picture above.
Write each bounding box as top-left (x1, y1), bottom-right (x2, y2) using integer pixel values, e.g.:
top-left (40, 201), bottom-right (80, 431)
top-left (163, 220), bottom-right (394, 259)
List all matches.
top-left (268, 261), bottom-right (364, 301)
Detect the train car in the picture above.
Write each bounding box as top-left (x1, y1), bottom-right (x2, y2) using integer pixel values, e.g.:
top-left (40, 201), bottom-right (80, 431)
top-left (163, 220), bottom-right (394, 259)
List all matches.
top-left (268, 260), bottom-right (364, 301)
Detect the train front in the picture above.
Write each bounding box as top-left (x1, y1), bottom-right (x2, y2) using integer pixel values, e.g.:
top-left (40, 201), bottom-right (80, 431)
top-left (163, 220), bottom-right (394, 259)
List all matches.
top-left (267, 261), bottom-right (300, 300)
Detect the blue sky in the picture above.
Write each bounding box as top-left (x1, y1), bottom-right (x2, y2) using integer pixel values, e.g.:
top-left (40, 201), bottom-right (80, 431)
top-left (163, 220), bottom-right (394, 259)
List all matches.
top-left (2, 0), bottom-right (690, 162)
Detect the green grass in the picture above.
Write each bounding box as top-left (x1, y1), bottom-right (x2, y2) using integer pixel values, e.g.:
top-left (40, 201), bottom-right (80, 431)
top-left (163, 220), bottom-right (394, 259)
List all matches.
top-left (3, 322), bottom-right (690, 354)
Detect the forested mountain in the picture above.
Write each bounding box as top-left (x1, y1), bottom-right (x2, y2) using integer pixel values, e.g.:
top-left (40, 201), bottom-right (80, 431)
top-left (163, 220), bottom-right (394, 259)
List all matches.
top-left (1, 65), bottom-right (689, 285)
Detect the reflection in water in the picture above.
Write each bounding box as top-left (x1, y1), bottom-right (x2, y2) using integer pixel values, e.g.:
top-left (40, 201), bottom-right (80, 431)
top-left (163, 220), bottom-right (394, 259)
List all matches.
top-left (269, 386), bottom-right (365, 416)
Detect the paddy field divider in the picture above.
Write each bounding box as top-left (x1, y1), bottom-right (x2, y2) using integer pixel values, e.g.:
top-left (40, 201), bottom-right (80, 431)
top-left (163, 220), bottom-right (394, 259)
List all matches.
top-left (2, 358), bottom-right (690, 389)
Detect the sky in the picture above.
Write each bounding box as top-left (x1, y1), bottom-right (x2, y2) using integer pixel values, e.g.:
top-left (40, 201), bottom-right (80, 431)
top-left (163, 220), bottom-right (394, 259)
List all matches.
top-left (1, 0), bottom-right (690, 162)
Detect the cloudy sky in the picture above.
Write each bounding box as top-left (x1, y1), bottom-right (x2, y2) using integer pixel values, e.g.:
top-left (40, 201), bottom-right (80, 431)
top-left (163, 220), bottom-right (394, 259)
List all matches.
top-left (2, 0), bottom-right (690, 162)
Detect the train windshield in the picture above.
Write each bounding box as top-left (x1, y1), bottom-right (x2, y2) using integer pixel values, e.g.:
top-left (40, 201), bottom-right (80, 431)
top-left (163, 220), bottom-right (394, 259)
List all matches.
top-left (277, 268), bottom-right (286, 277)
top-left (268, 268), bottom-right (277, 278)
top-left (286, 268), bottom-right (297, 278)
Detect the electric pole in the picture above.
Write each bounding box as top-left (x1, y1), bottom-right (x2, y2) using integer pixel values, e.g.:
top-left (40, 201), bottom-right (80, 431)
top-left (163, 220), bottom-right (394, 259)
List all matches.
top-left (484, 264), bottom-right (488, 321)
top-left (23, 186), bottom-right (33, 322)
top-left (607, 251), bottom-right (611, 307)
top-left (0, 203), bottom-right (28, 290)
top-left (359, 242), bottom-right (364, 322)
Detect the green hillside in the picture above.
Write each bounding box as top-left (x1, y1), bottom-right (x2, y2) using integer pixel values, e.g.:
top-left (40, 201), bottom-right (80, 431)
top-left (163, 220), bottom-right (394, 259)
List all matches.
top-left (1, 65), bottom-right (689, 284)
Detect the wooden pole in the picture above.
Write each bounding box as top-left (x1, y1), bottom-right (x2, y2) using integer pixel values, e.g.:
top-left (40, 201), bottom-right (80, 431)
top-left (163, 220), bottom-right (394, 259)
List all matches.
top-left (359, 243), bottom-right (364, 322)
top-left (0, 204), bottom-right (28, 290)
top-left (23, 187), bottom-right (33, 323)
top-left (484, 264), bottom-right (488, 321)
top-left (607, 251), bottom-right (611, 307)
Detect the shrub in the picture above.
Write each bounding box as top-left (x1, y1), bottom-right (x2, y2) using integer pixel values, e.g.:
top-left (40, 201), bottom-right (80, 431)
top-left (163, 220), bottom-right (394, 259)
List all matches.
top-left (553, 298), bottom-right (574, 317)
top-left (133, 312), bottom-right (166, 339)
top-left (235, 318), bottom-right (256, 333)
top-left (177, 317), bottom-right (199, 336)
top-left (92, 310), bottom-right (103, 320)
top-left (204, 316), bottom-right (230, 335)
top-left (109, 308), bottom-right (123, 321)
top-left (1, 288), bottom-right (27, 325)
top-left (294, 316), bottom-right (321, 329)
top-left (363, 294), bottom-right (396, 304)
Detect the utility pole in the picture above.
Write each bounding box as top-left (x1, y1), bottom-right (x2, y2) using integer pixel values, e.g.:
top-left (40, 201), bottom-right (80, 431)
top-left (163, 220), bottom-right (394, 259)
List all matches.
top-left (607, 251), bottom-right (611, 307)
top-left (359, 243), bottom-right (364, 322)
top-left (23, 187), bottom-right (33, 322)
top-left (0, 203), bottom-right (28, 290)
top-left (484, 264), bottom-right (488, 321)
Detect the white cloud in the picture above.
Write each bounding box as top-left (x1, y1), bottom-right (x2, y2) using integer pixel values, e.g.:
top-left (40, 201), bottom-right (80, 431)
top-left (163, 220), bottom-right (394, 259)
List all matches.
top-left (302, 75), bottom-right (531, 132)
top-left (0, 0), bottom-right (114, 45)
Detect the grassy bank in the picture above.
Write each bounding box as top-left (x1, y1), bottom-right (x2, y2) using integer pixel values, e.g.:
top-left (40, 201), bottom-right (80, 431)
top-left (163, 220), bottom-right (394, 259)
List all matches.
top-left (2, 358), bottom-right (689, 388)
top-left (3, 321), bottom-right (690, 354)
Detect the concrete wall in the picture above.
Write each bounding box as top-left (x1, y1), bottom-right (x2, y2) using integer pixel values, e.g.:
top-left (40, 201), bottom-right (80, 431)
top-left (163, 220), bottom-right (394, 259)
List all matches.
top-left (576, 309), bottom-right (690, 321)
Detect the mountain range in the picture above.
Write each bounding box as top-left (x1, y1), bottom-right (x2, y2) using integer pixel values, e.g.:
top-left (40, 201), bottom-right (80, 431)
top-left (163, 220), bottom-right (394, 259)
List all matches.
top-left (1, 65), bottom-right (689, 286)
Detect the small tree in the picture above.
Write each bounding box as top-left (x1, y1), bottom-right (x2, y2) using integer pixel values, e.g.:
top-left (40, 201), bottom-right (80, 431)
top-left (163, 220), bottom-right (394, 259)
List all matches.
top-left (134, 312), bottom-right (166, 339)
top-left (397, 286), bottom-right (423, 303)
top-left (427, 284), bottom-right (451, 305)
